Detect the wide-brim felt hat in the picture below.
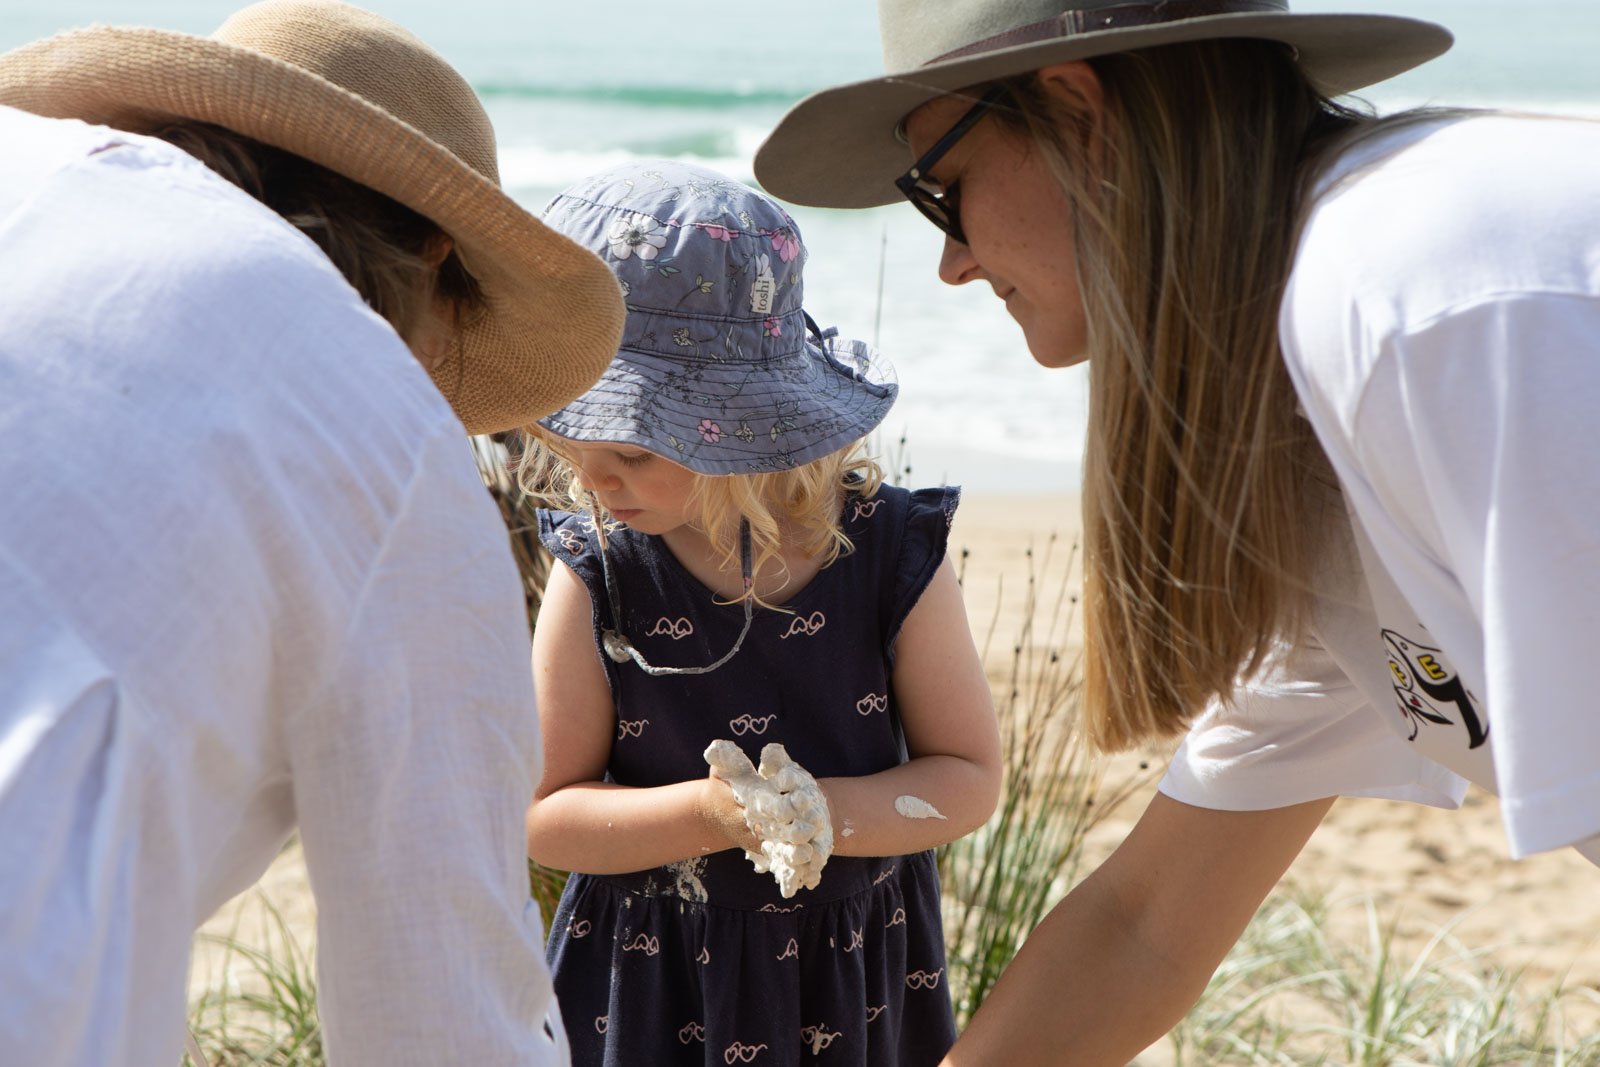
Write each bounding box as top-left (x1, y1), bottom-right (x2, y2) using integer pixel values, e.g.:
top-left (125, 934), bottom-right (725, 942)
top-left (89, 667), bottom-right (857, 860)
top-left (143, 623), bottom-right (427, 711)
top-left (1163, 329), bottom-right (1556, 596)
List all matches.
top-left (755, 0), bottom-right (1453, 209)
top-left (0, 0), bottom-right (625, 435)
top-left (536, 160), bottom-right (896, 477)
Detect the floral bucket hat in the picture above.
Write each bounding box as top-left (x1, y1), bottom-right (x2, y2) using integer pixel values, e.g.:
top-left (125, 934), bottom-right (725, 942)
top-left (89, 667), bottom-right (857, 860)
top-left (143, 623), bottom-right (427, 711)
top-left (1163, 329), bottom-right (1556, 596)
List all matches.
top-left (536, 159), bottom-right (897, 475)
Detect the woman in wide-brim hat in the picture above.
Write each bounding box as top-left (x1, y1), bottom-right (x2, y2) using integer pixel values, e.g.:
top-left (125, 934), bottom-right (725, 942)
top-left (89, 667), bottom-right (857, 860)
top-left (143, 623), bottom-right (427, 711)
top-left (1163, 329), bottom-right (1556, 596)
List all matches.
top-left (0, 3), bottom-right (624, 1064)
top-left (757, 1), bottom-right (1600, 1060)
top-left (0, 0), bottom-right (623, 433)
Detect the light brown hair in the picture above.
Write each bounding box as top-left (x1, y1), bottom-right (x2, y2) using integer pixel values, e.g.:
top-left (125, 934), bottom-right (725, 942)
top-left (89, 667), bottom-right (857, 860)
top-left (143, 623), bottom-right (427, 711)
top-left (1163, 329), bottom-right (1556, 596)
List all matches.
top-left (515, 432), bottom-right (884, 609)
top-left (988, 39), bottom-right (1378, 750)
top-left (145, 120), bottom-right (484, 341)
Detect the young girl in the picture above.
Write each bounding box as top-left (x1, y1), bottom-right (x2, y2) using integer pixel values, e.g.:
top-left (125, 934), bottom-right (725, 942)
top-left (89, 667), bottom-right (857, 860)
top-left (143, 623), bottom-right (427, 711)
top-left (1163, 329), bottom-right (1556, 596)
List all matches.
top-left (521, 160), bottom-right (1002, 1066)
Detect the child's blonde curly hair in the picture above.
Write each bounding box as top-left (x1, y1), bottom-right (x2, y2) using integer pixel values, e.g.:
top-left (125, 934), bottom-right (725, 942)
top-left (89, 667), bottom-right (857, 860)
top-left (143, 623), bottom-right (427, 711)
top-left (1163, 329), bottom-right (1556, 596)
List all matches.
top-left (516, 430), bottom-right (883, 609)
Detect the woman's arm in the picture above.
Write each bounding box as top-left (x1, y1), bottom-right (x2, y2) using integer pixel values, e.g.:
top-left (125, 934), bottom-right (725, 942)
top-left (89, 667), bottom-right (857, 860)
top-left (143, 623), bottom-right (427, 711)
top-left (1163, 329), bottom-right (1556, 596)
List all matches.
top-left (292, 424), bottom-right (570, 1062)
top-left (525, 561), bottom-right (755, 873)
top-left (819, 556), bottom-right (1003, 856)
top-left (944, 791), bottom-right (1333, 1066)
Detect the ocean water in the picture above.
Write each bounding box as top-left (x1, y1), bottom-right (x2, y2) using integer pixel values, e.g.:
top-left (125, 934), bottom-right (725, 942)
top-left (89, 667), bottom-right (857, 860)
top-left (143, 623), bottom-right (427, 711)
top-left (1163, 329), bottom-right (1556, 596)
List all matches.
top-left (5, 1), bottom-right (1597, 490)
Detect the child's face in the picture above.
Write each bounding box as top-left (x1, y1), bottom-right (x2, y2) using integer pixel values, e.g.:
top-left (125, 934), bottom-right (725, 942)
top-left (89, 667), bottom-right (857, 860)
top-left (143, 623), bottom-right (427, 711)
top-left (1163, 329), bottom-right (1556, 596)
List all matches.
top-left (560, 439), bottom-right (697, 535)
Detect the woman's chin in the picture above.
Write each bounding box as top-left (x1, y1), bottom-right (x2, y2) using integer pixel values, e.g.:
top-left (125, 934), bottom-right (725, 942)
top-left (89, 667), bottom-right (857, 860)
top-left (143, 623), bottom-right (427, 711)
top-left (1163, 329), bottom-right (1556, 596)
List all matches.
top-left (1024, 336), bottom-right (1089, 370)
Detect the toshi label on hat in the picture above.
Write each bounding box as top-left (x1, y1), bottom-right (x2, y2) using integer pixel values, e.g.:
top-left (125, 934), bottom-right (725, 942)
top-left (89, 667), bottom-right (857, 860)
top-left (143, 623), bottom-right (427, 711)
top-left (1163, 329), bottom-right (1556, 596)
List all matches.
top-left (749, 254), bottom-right (777, 315)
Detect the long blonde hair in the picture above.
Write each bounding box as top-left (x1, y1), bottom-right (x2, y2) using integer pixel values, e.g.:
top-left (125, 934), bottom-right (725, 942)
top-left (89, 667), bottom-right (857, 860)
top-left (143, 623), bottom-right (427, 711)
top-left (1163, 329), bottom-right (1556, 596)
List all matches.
top-left (991, 39), bottom-right (1386, 750)
top-left (516, 431), bottom-right (884, 609)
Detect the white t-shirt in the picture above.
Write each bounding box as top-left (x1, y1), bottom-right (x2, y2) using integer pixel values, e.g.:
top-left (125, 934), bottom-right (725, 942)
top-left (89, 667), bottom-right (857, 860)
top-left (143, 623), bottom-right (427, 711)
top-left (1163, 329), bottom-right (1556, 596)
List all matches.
top-left (1161, 114), bottom-right (1600, 866)
top-left (0, 107), bottom-right (564, 1065)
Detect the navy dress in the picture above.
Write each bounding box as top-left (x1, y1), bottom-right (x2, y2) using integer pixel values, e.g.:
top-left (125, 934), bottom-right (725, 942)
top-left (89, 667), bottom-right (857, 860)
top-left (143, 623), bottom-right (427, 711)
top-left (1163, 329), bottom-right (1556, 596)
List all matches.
top-left (537, 484), bottom-right (960, 1067)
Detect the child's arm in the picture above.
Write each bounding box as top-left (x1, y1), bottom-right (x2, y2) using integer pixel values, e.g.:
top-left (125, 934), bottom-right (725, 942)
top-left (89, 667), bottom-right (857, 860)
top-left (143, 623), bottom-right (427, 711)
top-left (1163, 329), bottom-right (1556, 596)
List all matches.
top-left (526, 560), bottom-right (757, 873)
top-left (819, 555), bottom-right (1002, 856)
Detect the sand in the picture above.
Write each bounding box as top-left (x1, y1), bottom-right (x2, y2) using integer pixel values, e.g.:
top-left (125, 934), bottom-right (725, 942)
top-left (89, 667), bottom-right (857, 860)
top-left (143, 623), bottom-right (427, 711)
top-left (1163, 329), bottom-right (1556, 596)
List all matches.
top-left (190, 489), bottom-right (1600, 1053)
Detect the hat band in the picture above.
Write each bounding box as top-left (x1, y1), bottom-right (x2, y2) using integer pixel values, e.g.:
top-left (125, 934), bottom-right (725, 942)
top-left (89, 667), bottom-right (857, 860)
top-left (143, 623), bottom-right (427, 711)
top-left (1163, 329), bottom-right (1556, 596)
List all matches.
top-left (930, 0), bottom-right (1287, 64)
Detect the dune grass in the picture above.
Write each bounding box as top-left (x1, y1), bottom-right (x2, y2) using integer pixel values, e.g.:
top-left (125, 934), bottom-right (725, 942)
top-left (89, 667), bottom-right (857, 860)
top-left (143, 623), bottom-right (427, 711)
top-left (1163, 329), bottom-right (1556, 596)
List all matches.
top-left (184, 895), bottom-right (321, 1066)
top-left (183, 441), bottom-right (1596, 1065)
top-left (935, 531), bottom-right (1152, 1027)
top-left (1168, 890), bottom-right (1600, 1066)
top-left (185, 879), bottom-right (1600, 1067)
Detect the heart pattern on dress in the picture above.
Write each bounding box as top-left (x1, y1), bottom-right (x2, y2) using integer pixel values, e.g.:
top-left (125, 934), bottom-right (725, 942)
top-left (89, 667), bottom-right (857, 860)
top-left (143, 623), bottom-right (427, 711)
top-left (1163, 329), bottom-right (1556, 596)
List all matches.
top-left (855, 692), bottom-right (887, 716)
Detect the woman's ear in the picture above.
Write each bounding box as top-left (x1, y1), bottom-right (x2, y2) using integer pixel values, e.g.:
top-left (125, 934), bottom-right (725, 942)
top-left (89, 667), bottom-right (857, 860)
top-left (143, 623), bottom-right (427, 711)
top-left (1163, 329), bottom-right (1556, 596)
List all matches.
top-left (423, 232), bottom-right (455, 269)
top-left (1034, 60), bottom-right (1107, 171)
top-left (1035, 60), bottom-right (1104, 123)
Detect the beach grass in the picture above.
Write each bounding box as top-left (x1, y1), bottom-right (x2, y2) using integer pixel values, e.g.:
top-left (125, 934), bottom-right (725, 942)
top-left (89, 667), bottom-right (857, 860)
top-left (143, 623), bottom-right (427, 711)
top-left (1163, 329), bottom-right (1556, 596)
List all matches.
top-left (182, 446), bottom-right (1599, 1065)
top-left (184, 877), bottom-right (1600, 1066)
top-left (184, 894), bottom-right (322, 1066)
top-left (936, 532), bottom-right (1151, 1027)
top-left (1168, 890), bottom-right (1600, 1065)
top-left (184, 876), bottom-right (1600, 1065)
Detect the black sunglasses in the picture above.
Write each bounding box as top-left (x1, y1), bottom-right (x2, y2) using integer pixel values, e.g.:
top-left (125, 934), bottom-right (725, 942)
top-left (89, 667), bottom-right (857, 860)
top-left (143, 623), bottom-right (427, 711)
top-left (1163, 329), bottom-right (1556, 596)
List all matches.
top-left (894, 86), bottom-right (1009, 244)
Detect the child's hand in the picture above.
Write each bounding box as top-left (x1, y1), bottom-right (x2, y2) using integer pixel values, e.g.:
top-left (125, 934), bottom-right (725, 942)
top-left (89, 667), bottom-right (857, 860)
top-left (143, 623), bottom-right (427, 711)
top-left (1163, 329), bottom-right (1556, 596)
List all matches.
top-left (703, 740), bottom-right (834, 898)
top-left (697, 773), bottom-right (762, 854)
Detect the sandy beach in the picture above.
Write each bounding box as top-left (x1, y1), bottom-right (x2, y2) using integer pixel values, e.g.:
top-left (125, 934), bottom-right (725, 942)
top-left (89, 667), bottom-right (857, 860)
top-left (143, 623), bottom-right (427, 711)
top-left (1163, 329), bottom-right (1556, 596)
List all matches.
top-left (191, 489), bottom-right (1600, 1058)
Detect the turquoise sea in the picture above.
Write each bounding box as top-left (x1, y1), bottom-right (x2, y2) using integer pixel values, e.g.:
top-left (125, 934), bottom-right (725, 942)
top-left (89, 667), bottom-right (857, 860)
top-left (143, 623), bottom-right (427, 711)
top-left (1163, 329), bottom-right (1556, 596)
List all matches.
top-left (5, 1), bottom-right (1598, 490)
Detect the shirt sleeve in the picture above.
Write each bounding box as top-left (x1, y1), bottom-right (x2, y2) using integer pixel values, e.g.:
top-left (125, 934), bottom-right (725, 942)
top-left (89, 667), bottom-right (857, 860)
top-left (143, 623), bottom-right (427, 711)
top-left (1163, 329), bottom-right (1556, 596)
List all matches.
top-left (1345, 293), bottom-right (1600, 858)
top-left (286, 424), bottom-right (560, 1065)
top-left (887, 484), bottom-right (960, 652)
top-left (537, 507), bottom-right (610, 629)
top-left (1161, 631), bottom-right (1468, 813)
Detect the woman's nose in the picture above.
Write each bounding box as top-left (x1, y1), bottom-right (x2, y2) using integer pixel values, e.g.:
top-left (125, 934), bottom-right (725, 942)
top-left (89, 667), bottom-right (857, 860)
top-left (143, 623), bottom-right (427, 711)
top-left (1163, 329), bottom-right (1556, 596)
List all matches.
top-left (937, 234), bottom-right (980, 286)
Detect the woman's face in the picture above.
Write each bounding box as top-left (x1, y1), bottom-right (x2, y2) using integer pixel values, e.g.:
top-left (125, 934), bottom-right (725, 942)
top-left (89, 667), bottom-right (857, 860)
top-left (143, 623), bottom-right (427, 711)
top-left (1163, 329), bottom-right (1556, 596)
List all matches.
top-left (902, 71), bottom-right (1092, 368)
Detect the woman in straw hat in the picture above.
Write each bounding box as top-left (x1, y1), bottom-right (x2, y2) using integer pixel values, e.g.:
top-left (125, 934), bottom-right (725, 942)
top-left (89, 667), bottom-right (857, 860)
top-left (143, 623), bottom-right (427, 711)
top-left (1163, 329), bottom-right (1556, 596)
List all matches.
top-left (757, 0), bottom-right (1600, 1061)
top-left (0, 2), bottom-right (621, 1064)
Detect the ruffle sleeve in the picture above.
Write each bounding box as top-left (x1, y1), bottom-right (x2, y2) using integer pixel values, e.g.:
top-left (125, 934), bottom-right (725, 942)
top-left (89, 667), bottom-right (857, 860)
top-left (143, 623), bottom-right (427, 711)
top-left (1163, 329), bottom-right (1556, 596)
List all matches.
top-left (535, 508), bottom-right (614, 636)
top-left (887, 485), bottom-right (960, 652)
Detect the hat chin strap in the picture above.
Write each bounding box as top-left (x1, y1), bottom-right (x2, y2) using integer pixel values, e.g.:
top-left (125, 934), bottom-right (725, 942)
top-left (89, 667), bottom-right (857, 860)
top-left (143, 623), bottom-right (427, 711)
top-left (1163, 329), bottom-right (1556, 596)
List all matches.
top-left (588, 497), bottom-right (756, 677)
top-left (931, 0), bottom-right (1286, 63)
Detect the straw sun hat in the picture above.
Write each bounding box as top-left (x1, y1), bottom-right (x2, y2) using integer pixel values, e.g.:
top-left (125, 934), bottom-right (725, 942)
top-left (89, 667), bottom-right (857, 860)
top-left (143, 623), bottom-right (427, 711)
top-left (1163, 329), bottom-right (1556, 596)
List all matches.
top-left (755, 0), bottom-right (1453, 209)
top-left (0, 0), bottom-right (625, 435)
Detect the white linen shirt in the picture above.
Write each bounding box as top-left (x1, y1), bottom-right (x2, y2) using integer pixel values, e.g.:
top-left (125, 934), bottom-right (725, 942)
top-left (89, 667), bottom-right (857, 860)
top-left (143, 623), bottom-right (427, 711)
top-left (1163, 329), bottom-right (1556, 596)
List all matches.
top-left (1162, 115), bottom-right (1600, 866)
top-left (0, 107), bottom-right (563, 1065)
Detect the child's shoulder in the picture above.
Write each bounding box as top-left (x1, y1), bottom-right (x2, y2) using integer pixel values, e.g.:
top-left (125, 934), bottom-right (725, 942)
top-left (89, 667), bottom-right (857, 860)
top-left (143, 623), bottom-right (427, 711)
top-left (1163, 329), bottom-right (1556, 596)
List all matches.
top-left (536, 507), bottom-right (607, 568)
top-left (844, 484), bottom-right (962, 629)
top-left (535, 506), bottom-right (587, 543)
top-left (537, 507), bottom-right (654, 572)
top-left (846, 482), bottom-right (960, 533)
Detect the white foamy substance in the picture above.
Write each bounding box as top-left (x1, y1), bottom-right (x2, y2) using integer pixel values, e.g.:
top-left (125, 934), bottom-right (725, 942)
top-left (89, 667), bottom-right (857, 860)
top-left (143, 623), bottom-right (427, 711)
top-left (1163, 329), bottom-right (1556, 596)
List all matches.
top-left (705, 740), bottom-right (834, 898)
top-left (668, 856), bottom-right (709, 903)
top-left (894, 795), bottom-right (947, 821)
